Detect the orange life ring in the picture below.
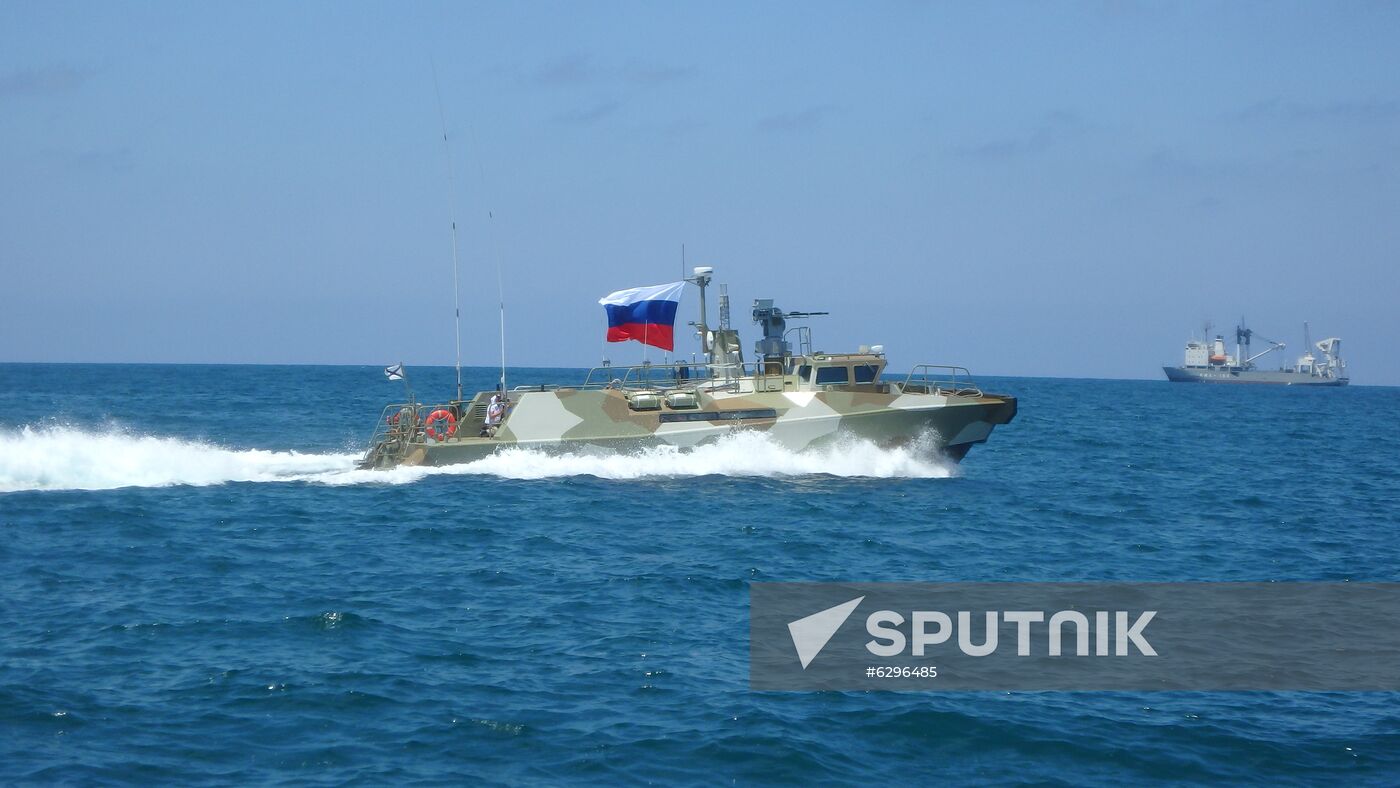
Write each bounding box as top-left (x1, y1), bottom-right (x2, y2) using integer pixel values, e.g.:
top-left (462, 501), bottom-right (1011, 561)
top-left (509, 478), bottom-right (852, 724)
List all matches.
top-left (424, 409), bottom-right (457, 440)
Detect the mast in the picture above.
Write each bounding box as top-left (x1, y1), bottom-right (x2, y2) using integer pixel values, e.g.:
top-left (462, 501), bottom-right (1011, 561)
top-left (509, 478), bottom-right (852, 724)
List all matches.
top-left (431, 59), bottom-right (464, 402)
top-left (467, 116), bottom-right (506, 394)
top-left (496, 238), bottom-right (506, 394)
top-left (690, 266), bottom-right (713, 356)
top-left (1303, 321), bottom-right (1313, 377)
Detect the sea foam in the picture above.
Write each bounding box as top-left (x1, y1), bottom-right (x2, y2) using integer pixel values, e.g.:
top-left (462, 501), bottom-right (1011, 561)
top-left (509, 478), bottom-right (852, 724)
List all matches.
top-left (0, 425), bottom-right (358, 493)
top-left (0, 425), bottom-right (953, 493)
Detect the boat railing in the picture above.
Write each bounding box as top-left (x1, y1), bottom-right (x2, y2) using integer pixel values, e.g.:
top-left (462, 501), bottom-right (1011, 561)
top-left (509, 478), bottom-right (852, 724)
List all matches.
top-left (363, 399), bottom-right (492, 455)
top-left (361, 402), bottom-right (414, 465)
top-left (901, 365), bottom-right (983, 397)
top-left (368, 360), bottom-right (799, 459)
top-left (503, 359), bottom-right (799, 397)
top-left (578, 361), bottom-right (780, 392)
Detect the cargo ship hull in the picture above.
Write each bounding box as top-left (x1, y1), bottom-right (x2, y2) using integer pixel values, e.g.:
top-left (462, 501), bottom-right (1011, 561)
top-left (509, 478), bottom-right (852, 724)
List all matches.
top-left (1163, 366), bottom-right (1349, 386)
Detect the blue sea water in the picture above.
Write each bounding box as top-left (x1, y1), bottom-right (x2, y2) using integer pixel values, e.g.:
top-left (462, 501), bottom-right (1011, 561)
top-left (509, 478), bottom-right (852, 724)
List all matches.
top-left (3, 362), bottom-right (1399, 784)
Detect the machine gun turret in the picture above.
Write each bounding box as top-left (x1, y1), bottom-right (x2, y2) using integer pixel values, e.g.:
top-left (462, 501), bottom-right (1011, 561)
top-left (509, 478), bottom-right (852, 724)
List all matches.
top-left (752, 300), bottom-right (827, 362)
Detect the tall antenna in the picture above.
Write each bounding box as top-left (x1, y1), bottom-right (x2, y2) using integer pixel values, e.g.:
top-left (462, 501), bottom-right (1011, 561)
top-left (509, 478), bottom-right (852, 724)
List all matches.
top-left (495, 211), bottom-right (506, 394)
top-left (430, 57), bottom-right (464, 403)
top-left (457, 95), bottom-right (508, 395)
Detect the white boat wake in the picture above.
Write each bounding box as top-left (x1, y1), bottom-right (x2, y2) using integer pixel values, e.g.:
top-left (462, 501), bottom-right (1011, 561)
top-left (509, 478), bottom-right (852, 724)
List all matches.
top-left (0, 425), bottom-right (358, 493)
top-left (0, 425), bottom-right (954, 493)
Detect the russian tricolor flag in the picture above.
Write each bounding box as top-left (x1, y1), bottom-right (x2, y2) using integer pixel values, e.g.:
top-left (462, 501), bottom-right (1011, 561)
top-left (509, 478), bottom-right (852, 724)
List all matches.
top-left (599, 281), bottom-right (685, 351)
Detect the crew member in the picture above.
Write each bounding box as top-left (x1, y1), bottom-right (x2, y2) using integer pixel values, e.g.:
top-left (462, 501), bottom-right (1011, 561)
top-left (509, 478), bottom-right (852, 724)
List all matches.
top-left (481, 394), bottom-right (507, 437)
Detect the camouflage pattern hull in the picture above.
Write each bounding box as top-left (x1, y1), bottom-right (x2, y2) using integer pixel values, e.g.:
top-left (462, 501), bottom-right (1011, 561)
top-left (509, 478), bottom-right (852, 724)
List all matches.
top-left (361, 387), bottom-right (1016, 469)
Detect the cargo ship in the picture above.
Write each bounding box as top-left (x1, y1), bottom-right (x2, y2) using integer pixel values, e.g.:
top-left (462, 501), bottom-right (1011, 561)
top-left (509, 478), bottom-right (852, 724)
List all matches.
top-left (1164, 322), bottom-right (1347, 386)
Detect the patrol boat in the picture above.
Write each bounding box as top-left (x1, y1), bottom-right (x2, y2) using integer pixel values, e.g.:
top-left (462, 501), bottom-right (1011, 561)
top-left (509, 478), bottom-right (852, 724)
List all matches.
top-left (358, 267), bottom-right (1017, 469)
top-left (1163, 321), bottom-right (1348, 386)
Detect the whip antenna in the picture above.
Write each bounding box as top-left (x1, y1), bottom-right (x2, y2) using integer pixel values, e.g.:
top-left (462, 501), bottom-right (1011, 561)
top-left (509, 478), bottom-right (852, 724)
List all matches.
top-left (430, 57), bottom-right (464, 403)
top-left (467, 118), bottom-right (512, 394)
top-left (498, 267), bottom-right (507, 393)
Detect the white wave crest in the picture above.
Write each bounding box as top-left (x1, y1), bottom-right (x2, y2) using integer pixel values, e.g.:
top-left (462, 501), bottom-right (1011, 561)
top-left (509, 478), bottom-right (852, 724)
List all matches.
top-left (0, 426), bottom-right (953, 493)
top-left (437, 430), bottom-right (955, 481)
top-left (0, 425), bottom-right (358, 493)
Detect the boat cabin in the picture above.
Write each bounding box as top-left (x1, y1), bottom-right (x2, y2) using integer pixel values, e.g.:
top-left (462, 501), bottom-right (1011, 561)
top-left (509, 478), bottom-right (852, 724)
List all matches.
top-left (793, 353), bottom-right (887, 392)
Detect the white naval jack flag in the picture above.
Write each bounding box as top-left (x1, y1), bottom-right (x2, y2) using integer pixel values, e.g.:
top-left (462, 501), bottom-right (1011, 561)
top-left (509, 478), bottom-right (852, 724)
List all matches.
top-left (384, 363), bottom-right (405, 381)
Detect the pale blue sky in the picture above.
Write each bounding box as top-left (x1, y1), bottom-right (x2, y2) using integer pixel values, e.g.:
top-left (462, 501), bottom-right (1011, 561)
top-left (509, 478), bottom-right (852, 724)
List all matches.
top-left (3, 2), bottom-right (1398, 383)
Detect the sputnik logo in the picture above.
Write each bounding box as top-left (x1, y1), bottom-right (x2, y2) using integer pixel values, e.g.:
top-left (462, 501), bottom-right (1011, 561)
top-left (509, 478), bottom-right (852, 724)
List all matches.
top-left (787, 596), bottom-right (864, 669)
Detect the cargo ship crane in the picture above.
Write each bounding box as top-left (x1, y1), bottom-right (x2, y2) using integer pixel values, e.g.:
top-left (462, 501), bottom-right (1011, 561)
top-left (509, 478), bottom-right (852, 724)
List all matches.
top-left (1236, 321), bottom-right (1286, 368)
